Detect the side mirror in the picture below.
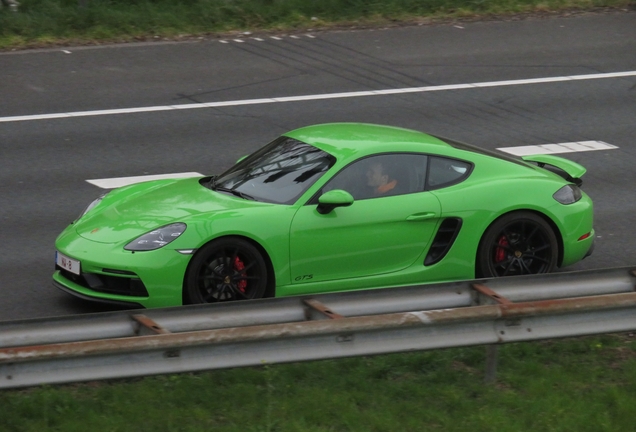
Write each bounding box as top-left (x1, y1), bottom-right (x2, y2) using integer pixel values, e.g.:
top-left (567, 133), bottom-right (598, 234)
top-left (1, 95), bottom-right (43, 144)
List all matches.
top-left (317, 190), bottom-right (354, 215)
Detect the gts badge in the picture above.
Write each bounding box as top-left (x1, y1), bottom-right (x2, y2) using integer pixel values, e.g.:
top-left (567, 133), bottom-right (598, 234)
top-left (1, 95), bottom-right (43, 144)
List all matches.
top-left (294, 274), bottom-right (314, 282)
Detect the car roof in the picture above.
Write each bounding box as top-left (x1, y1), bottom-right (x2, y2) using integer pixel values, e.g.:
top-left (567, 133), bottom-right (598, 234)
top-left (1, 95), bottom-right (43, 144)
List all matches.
top-left (283, 123), bottom-right (453, 160)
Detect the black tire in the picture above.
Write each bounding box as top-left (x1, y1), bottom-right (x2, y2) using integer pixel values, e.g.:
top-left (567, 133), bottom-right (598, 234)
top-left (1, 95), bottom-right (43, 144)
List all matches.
top-left (477, 212), bottom-right (558, 278)
top-left (185, 237), bottom-right (268, 304)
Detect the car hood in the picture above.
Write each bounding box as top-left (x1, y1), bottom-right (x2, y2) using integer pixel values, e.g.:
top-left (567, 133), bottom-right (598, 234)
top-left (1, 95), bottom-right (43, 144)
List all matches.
top-left (74, 177), bottom-right (264, 244)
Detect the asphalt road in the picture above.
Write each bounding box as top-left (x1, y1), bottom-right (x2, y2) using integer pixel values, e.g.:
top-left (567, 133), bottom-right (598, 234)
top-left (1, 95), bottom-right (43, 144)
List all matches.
top-left (1, 11), bottom-right (635, 321)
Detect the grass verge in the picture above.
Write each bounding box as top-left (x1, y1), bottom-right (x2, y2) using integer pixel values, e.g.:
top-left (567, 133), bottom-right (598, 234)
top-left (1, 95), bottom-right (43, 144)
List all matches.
top-left (1, 334), bottom-right (636, 431)
top-left (0, 0), bottom-right (633, 49)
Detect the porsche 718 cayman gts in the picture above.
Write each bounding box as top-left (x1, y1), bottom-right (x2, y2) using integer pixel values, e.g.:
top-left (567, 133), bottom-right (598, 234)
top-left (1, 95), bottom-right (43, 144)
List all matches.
top-left (54, 123), bottom-right (594, 308)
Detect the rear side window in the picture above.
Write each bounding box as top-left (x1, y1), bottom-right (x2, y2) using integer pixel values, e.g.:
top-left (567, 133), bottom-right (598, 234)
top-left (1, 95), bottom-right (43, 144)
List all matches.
top-left (427, 157), bottom-right (472, 190)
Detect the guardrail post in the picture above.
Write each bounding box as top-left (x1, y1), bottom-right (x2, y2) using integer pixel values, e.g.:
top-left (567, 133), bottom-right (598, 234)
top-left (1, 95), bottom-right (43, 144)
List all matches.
top-left (485, 345), bottom-right (498, 384)
top-left (472, 283), bottom-right (510, 385)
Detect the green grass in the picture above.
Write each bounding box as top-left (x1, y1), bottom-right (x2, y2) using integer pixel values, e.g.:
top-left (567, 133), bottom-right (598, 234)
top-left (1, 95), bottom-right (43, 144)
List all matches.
top-left (0, 0), bottom-right (633, 49)
top-left (2, 334), bottom-right (636, 431)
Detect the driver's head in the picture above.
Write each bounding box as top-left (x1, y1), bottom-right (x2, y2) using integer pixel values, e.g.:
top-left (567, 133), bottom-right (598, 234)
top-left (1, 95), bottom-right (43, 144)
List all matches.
top-left (366, 162), bottom-right (390, 188)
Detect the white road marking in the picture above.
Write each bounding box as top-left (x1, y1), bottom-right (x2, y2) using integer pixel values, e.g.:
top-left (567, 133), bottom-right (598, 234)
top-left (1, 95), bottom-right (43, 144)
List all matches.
top-left (497, 141), bottom-right (618, 156)
top-left (88, 140), bottom-right (618, 188)
top-left (2, 70), bottom-right (635, 124)
top-left (87, 172), bottom-right (203, 189)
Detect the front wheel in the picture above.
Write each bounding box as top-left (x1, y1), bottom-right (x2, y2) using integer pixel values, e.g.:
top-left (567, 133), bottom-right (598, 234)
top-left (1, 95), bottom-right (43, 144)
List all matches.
top-left (185, 237), bottom-right (268, 304)
top-left (477, 212), bottom-right (558, 278)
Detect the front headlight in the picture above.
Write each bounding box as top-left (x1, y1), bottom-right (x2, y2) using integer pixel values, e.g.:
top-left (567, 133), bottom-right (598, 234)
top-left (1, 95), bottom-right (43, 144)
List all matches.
top-left (553, 185), bottom-right (582, 205)
top-left (124, 223), bottom-right (187, 251)
top-left (78, 191), bottom-right (110, 219)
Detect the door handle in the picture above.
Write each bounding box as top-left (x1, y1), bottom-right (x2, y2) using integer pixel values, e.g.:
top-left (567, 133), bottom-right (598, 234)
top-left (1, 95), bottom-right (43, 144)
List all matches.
top-left (406, 212), bottom-right (436, 221)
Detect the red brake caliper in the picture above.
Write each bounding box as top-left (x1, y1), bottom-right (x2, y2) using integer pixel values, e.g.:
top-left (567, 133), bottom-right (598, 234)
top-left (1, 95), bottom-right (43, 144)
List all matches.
top-left (495, 235), bottom-right (508, 263)
top-left (233, 256), bottom-right (247, 293)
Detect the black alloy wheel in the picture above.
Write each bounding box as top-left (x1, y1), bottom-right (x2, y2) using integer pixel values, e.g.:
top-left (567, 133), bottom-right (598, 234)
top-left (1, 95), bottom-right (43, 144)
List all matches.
top-left (185, 237), bottom-right (268, 303)
top-left (477, 211), bottom-right (558, 278)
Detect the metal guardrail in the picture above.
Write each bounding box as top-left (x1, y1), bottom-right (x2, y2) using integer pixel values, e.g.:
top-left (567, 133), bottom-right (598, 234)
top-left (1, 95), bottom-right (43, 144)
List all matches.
top-left (0, 267), bottom-right (635, 389)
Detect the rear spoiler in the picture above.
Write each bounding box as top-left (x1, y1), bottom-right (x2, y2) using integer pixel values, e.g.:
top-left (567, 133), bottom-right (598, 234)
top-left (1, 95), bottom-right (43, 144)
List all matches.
top-left (522, 154), bottom-right (586, 186)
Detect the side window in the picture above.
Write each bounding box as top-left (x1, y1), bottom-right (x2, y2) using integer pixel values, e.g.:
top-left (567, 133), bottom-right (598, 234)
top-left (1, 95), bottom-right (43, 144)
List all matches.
top-left (427, 157), bottom-right (472, 190)
top-left (323, 154), bottom-right (428, 200)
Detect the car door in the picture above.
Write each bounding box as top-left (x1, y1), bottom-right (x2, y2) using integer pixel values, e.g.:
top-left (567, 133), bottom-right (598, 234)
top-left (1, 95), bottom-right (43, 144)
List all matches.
top-left (289, 153), bottom-right (441, 284)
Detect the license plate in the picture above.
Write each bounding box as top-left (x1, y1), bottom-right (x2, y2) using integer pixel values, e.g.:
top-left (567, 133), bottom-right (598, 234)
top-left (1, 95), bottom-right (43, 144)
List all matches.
top-left (56, 251), bottom-right (81, 275)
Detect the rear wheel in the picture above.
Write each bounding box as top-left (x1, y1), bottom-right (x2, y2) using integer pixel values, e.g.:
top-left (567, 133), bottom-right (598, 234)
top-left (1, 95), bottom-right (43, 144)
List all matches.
top-left (185, 237), bottom-right (268, 303)
top-left (477, 212), bottom-right (558, 278)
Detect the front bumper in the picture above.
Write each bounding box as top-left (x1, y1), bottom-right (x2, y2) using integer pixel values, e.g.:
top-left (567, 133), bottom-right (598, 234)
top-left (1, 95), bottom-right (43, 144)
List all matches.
top-left (54, 232), bottom-right (193, 308)
top-left (52, 274), bottom-right (144, 308)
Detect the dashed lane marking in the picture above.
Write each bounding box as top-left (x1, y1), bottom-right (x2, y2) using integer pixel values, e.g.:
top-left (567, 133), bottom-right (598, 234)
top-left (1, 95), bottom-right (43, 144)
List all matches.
top-left (87, 172), bottom-right (203, 189)
top-left (497, 141), bottom-right (618, 156)
top-left (87, 140), bottom-right (619, 189)
top-left (218, 34), bottom-right (313, 44)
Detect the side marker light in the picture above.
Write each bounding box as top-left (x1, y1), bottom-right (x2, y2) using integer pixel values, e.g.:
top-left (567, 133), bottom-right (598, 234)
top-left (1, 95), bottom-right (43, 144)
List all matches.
top-left (578, 232), bottom-right (592, 241)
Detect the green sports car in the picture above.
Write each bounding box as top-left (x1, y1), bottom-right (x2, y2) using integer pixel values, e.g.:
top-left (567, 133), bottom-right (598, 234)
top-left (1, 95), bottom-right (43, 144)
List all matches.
top-left (54, 123), bottom-right (594, 308)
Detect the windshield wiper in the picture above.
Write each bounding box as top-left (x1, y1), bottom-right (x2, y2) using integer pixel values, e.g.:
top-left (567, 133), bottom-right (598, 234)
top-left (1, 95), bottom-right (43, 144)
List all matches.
top-left (213, 186), bottom-right (256, 201)
top-left (201, 175), bottom-right (218, 190)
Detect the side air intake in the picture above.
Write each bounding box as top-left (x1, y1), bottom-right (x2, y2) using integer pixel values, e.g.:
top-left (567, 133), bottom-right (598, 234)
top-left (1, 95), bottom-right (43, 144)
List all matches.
top-left (424, 218), bottom-right (463, 266)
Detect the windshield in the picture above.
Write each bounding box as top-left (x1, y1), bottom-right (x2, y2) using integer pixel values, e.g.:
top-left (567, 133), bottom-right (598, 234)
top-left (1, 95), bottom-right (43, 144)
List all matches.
top-left (211, 137), bottom-right (336, 204)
